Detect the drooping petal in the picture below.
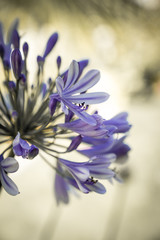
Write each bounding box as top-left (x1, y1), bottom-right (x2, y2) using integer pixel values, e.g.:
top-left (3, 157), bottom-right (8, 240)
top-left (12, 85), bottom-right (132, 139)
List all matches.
top-left (104, 112), bottom-right (131, 133)
top-left (78, 137), bottom-right (115, 157)
top-left (13, 132), bottom-right (30, 158)
top-left (85, 181), bottom-right (106, 194)
top-left (59, 115), bottom-right (108, 138)
top-left (0, 168), bottom-right (19, 196)
top-left (59, 158), bottom-right (90, 193)
top-left (89, 154), bottom-right (116, 165)
top-left (59, 158), bottom-right (89, 182)
top-left (89, 168), bottom-right (115, 179)
top-left (62, 99), bottom-right (97, 126)
top-left (1, 157), bottom-right (19, 173)
top-left (28, 145), bottom-right (39, 159)
top-left (55, 173), bottom-right (69, 205)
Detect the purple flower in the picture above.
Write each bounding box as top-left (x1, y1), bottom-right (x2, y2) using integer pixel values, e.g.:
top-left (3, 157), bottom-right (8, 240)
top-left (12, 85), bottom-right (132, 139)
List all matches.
top-left (0, 19), bottom-right (132, 202)
top-left (50, 60), bottom-right (109, 125)
top-left (0, 155), bottom-right (19, 195)
top-left (54, 154), bottom-right (115, 203)
top-left (13, 132), bottom-right (39, 159)
top-left (13, 132), bottom-right (30, 158)
top-left (59, 114), bottom-right (108, 138)
top-left (78, 136), bottom-right (131, 159)
top-left (103, 112), bottom-right (131, 134)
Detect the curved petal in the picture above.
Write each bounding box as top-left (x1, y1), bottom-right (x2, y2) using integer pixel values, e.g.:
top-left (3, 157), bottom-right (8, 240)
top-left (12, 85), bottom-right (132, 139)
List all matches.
top-left (85, 181), bottom-right (106, 194)
top-left (64, 69), bottom-right (100, 95)
top-left (64, 60), bottom-right (79, 89)
top-left (65, 92), bottom-right (109, 104)
top-left (1, 157), bottom-right (19, 173)
top-left (63, 99), bottom-right (97, 125)
top-left (89, 168), bottom-right (115, 179)
top-left (0, 169), bottom-right (19, 196)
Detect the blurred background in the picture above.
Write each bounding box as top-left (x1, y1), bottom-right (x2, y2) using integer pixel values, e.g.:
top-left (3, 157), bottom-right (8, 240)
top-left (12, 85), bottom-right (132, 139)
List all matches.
top-left (0, 0), bottom-right (160, 239)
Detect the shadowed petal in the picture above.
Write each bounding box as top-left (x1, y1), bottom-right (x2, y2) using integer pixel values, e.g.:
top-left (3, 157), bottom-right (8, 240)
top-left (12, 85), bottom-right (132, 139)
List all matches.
top-left (55, 173), bottom-right (69, 205)
top-left (0, 168), bottom-right (19, 196)
top-left (85, 181), bottom-right (106, 194)
top-left (1, 157), bottom-right (19, 173)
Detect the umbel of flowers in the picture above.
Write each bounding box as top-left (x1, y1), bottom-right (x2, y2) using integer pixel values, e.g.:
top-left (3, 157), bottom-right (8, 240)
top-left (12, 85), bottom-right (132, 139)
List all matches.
top-left (0, 20), bottom-right (131, 204)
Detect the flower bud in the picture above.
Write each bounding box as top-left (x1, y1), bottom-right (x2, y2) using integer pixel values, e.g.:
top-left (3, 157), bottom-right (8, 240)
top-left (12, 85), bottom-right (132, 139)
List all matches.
top-left (11, 29), bottom-right (20, 49)
top-left (11, 49), bottom-right (22, 79)
top-left (49, 98), bottom-right (58, 116)
top-left (43, 32), bottom-right (58, 59)
top-left (57, 56), bottom-right (61, 69)
top-left (23, 42), bottom-right (29, 58)
top-left (67, 135), bottom-right (82, 152)
top-left (28, 145), bottom-right (39, 159)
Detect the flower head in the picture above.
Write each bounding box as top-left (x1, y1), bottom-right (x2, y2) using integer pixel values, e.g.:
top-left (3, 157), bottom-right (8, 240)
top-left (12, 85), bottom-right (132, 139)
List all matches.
top-left (50, 60), bottom-right (109, 125)
top-left (0, 20), bottom-right (131, 203)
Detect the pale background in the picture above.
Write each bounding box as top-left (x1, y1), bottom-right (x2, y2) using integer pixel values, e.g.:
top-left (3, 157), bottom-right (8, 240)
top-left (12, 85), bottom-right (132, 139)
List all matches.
top-left (0, 0), bottom-right (160, 239)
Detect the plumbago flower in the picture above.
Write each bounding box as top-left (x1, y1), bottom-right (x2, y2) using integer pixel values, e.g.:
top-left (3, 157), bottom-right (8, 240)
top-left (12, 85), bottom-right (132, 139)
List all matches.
top-left (0, 20), bottom-right (131, 204)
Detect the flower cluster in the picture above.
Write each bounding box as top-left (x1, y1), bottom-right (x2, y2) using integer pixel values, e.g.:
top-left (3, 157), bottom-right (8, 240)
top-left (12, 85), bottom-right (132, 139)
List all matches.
top-left (0, 20), bottom-right (131, 203)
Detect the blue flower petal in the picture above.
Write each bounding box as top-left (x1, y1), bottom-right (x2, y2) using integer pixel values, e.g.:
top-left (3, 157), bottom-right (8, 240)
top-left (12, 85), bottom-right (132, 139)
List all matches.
top-left (64, 69), bottom-right (100, 95)
top-left (0, 168), bottom-right (19, 196)
top-left (65, 92), bottom-right (109, 105)
top-left (56, 76), bottom-right (64, 95)
top-left (1, 157), bottom-right (19, 173)
top-left (85, 181), bottom-right (106, 194)
top-left (55, 172), bottom-right (69, 205)
top-left (64, 60), bottom-right (79, 89)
